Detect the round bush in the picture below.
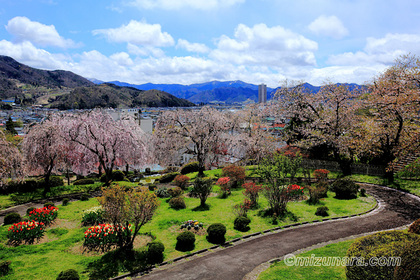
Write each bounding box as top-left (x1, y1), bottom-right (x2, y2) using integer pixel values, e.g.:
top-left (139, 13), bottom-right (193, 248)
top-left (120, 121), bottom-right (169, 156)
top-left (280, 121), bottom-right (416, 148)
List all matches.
top-left (168, 187), bottom-right (183, 198)
top-left (26, 207), bottom-right (36, 216)
top-left (315, 206), bottom-right (329, 217)
top-left (100, 170), bottom-right (128, 182)
top-left (148, 184), bottom-right (157, 191)
top-left (207, 223), bottom-right (226, 244)
top-left (4, 212), bottom-right (21, 225)
top-left (360, 188), bottom-right (367, 197)
top-left (346, 231), bottom-right (420, 280)
top-left (0, 260), bottom-right (11, 277)
top-left (176, 231), bottom-right (195, 251)
top-left (180, 161), bottom-right (199, 175)
top-left (44, 201), bottom-right (55, 208)
top-left (234, 216), bottom-right (251, 232)
top-left (147, 241), bottom-right (165, 264)
top-left (393, 240), bottom-right (420, 280)
top-left (155, 187), bottom-right (170, 198)
top-left (62, 198), bottom-right (70, 206)
top-left (174, 174), bottom-right (190, 190)
top-left (408, 218), bottom-right (420, 235)
top-left (38, 176), bottom-right (64, 188)
top-left (159, 172), bottom-right (181, 183)
top-left (73, 178), bottom-right (95, 185)
top-left (56, 269), bottom-right (80, 280)
top-left (330, 178), bottom-right (359, 199)
top-left (169, 197), bottom-right (186, 210)
top-left (80, 193), bottom-right (90, 201)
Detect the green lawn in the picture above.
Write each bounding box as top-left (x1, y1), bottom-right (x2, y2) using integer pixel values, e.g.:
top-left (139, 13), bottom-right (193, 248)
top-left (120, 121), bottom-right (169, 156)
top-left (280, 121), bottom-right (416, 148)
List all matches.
top-left (257, 239), bottom-right (354, 280)
top-left (0, 180), bottom-right (375, 279)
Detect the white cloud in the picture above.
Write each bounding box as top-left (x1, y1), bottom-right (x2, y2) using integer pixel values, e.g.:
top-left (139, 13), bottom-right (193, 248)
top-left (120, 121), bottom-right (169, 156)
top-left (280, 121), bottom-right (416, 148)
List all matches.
top-left (127, 43), bottom-right (165, 57)
top-left (126, 0), bottom-right (244, 10)
top-left (176, 39), bottom-right (210, 53)
top-left (92, 20), bottom-right (174, 47)
top-left (109, 52), bottom-right (134, 66)
top-left (210, 23), bottom-right (318, 67)
top-left (308, 15), bottom-right (349, 39)
top-left (328, 33), bottom-right (420, 66)
top-left (5, 16), bottom-right (79, 48)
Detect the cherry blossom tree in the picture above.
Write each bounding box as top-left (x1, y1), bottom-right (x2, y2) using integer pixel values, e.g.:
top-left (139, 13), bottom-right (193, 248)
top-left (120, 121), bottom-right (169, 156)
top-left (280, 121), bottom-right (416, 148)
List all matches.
top-left (275, 80), bottom-right (363, 175)
top-left (358, 55), bottom-right (420, 181)
top-left (22, 119), bottom-right (67, 194)
top-left (153, 107), bottom-right (234, 176)
top-left (60, 109), bottom-right (151, 184)
top-left (0, 130), bottom-right (24, 187)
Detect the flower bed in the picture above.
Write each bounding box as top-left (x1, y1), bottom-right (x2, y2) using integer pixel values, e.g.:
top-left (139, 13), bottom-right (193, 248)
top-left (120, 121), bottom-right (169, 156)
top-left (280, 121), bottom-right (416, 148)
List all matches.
top-left (83, 223), bottom-right (132, 251)
top-left (7, 221), bottom-right (45, 245)
top-left (180, 220), bottom-right (203, 231)
top-left (29, 205), bottom-right (58, 226)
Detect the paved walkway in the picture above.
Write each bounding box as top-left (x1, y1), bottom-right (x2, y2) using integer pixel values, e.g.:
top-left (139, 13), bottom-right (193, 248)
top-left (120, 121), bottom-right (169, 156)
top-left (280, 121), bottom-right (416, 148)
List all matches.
top-left (132, 185), bottom-right (420, 280)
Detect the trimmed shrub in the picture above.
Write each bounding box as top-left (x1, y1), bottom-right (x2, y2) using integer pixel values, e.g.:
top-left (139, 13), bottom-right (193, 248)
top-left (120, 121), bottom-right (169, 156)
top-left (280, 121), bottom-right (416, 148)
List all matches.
top-left (393, 240), bottom-right (420, 280)
top-left (169, 197), bottom-right (186, 210)
top-left (100, 170), bottom-right (128, 182)
top-left (62, 198), bottom-right (70, 206)
top-left (180, 161), bottom-right (199, 175)
top-left (234, 216), bottom-right (251, 232)
top-left (155, 187), bottom-right (170, 198)
top-left (168, 187), bottom-right (183, 198)
top-left (159, 172), bottom-right (181, 183)
top-left (44, 201), bottom-right (55, 208)
top-left (26, 207), bottom-right (36, 216)
top-left (56, 269), bottom-right (80, 280)
top-left (2, 179), bottom-right (40, 194)
top-left (346, 231), bottom-right (420, 280)
top-left (207, 223), bottom-right (226, 244)
top-left (148, 184), bottom-right (157, 191)
top-left (408, 218), bottom-right (420, 234)
top-left (38, 176), bottom-right (64, 188)
top-left (73, 178), bottom-right (95, 185)
top-left (147, 241), bottom-right (165, 264)
top-left (360, 188), bottom-right (367, 197)
top-left (174, 175), bottom-right (190, 190)
top-left (0, 260), bottom-right (11, 277)
top-left (315, 206), bottom-right (329, 217)
top-left (330, 178), bottom-right (359, 199)
top-left (222, 165), bottom-right (246, 188)
top-left (80, 193), bottom-right (90, 201)
top-left (176, 231), bottom-right (195, 251)
top-left (4, 212), bottom-right (21, 225)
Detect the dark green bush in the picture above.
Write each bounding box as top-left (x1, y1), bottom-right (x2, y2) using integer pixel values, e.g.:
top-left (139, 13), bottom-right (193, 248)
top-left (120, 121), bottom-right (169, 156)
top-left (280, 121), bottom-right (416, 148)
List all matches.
top-left (56, 269), bottom-right (80, 280)
top-left (159, 172), bottom-right (181, 183)
top-left (44, 201), bottom-right (55, 208)
top-left (62, 198), bottom-right (70, 206)
top-left (147, 241), bottom-right (165, 264)
top-left (155, 187), bottom-right (170, 198)
top-left (169, 197), bottom-right (186, 210)
top-left (330, 178), bottom-right (359, 199)
top-left (38, 176), bottom-right (64, 188)
top-left (26, 207), bottom-right (36, 216)
top-left (148, 184), bottom-right (157, 191)
top-left (346, 231), bottom-right (420, 280)
top-left (360, 188), bottom-right (367, 197)
top-left (176, 231), bottom-right (195, 251)
top-left (73, 178), bottom-right (95, 185)
top-left (0, 260), bottom-right (11, 277)
top-left (2, 179), bottom-right (40, 194)
top-left (307, 182), bottom-right (328, 204)
top-left (393, 240), bottom-right (420, 280)
top-left (180, 161), bottom-right (199, 174)
top-left (100, 170), bottom-right (129, 182)
top-left (80, 193), bottom-right (90, 201)
top-left (4, 212), bottom-right (21, 225)
top-left (408, 218), bottom-right (420, 235)
top-left (234, 216), bottom-right (251, 232)
top-left (207, 223), bottom-right (226, 244)
top-left (168, 187), bottom-right (183, 198)
top-left (315, 206), bottom-right (329, 217)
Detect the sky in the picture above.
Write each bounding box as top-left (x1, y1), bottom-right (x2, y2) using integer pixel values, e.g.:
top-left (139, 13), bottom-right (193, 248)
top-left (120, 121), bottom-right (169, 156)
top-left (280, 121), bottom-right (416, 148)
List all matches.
top-left (1, 0), bottom-right (420, 87)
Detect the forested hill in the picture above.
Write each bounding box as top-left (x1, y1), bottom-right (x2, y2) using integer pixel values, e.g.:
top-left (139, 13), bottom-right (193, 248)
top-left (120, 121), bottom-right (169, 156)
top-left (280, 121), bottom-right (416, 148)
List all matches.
top-left (50, 83), bottom-right (195, 109)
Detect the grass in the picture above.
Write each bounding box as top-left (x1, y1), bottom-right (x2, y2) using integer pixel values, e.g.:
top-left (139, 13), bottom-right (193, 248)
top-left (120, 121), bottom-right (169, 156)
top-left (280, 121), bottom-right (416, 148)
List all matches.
top-left (0, 180), bottom-right (376, 280)
top-left (257, 239), bottom-right (354, 280)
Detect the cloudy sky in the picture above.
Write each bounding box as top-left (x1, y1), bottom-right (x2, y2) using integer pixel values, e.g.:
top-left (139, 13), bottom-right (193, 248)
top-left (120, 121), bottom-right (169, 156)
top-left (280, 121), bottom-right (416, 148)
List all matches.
top-left (1, 0), bottom-right (419, 87)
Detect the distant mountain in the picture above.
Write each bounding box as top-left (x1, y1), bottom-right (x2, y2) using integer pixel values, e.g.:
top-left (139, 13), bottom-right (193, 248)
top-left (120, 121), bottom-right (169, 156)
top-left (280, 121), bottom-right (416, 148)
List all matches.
top-left (50, 83), bottom-right (195, 110)
top-left (106, 80), bottom-right (278, 103)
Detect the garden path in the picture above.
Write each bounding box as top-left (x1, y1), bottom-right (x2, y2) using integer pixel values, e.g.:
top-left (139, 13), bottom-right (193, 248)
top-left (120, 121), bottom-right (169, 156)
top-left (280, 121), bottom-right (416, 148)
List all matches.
top-left (131, 185), bottom-right (420, 280)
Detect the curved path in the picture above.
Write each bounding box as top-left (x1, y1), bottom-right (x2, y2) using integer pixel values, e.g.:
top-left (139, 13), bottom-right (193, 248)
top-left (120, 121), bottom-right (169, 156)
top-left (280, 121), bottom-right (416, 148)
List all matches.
top-left (132, 185), bottom-right (420, 280)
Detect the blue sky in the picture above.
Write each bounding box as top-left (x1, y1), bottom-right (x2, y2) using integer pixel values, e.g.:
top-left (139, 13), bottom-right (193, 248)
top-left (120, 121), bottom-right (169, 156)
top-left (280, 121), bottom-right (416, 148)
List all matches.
top-left (1, 0), bottom-right (420, 87)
